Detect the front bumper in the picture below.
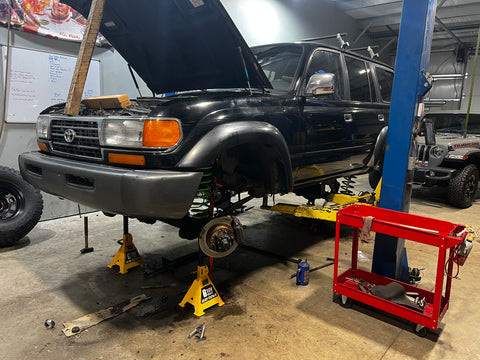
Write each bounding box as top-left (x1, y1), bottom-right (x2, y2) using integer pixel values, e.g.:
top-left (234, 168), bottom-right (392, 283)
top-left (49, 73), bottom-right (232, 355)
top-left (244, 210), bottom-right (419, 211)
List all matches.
top-left (414, 166), bottom-right (456, 182)
top-left (19, 152), bottom-right (203, 219)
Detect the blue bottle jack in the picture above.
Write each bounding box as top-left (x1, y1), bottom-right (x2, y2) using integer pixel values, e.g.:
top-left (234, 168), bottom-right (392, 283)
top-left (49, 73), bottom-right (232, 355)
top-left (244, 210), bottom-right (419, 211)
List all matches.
top-left (296, 259), bottom-right (310, 286)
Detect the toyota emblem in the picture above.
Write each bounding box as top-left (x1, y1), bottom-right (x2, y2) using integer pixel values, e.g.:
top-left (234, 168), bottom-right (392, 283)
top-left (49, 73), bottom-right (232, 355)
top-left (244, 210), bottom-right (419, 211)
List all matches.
top-left (64, 128), bottom-right (76, 143)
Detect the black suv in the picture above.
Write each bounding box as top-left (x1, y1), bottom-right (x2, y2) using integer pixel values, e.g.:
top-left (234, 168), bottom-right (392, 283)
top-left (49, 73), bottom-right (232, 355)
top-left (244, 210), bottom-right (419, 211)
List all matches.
top-left (19, 0), bottom-right (393, 241)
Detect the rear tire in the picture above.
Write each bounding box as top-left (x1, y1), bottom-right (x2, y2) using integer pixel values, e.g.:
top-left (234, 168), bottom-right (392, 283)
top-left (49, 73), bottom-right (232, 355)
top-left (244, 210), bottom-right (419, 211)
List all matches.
top-left (368, 169), bottom-right (382, 189)
top-left (447, 164), bottom-right (479, 208)
top-left (0, 166), bottom-right (43, 247)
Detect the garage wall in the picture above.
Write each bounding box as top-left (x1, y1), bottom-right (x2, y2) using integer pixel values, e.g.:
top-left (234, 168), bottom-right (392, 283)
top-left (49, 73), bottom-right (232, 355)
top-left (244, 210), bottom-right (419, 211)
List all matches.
top-left (425, 50), bottom-right (467, 111)
top-left (222, 0), bottom-right (370, 48)
top-left (461, 53), bottom-right (480, 112)
top-left (0, 1), bottom-right (367, 220)
top-left (424, 50), bottom-right (479, 113)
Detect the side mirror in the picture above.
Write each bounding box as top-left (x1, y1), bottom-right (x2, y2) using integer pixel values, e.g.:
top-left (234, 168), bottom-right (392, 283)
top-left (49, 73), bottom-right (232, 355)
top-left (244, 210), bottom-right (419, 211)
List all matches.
top-left (422, 118), bottom-right (436, 145)
top-left (306, 73), bottom-right (335, 96)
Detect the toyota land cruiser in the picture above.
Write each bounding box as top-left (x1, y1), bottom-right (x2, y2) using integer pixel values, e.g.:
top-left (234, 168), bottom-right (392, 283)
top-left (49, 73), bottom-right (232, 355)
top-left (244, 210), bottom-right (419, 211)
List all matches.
top-left (19, 0), bottom-right (393, 242)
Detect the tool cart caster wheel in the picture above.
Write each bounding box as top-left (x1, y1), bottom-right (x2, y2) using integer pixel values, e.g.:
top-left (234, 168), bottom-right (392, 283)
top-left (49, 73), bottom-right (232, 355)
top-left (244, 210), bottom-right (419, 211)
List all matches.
top-left (340, 295), bottom-right (352, 308)
top-left (414, 325), bottom-right (427, 338)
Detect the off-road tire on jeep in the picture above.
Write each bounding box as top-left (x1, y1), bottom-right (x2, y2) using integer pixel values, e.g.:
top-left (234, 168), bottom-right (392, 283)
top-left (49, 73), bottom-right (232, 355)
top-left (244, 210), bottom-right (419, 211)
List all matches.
top-left (0, 166), bottom-right (43, 247)
top-left (447, 164), bottom-right (479, 208)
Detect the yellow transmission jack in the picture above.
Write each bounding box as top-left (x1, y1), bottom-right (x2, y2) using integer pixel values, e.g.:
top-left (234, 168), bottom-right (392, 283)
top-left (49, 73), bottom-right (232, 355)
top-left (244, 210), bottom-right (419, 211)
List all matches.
top-left (179, 265), bottom-right (224, 316)
top-left (109, 216), bottom-right (145, 274)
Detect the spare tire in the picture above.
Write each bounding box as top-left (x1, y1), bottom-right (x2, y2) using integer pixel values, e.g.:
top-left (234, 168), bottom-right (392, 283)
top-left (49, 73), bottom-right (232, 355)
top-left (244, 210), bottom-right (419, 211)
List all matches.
top-left (0, 166), bottom-right (43, 247)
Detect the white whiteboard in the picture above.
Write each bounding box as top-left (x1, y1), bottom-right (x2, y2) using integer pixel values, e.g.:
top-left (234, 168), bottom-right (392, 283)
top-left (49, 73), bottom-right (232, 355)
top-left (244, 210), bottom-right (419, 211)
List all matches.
top-left (2, 47), bottom-right (100, 123)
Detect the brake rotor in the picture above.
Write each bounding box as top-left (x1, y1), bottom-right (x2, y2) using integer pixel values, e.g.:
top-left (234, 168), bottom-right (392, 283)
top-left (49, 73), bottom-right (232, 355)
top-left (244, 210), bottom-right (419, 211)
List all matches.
top-left (198, 216), bottom-right (242, 258)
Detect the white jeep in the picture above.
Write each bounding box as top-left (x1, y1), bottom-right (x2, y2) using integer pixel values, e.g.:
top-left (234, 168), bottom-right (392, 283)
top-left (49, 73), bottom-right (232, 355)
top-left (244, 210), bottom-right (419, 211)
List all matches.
top-left (415, 111), bottom-right (480, 208)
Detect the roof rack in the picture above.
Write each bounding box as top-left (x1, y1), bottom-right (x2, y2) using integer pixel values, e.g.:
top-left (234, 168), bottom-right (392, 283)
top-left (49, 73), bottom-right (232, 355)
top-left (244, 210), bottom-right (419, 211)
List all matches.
top-left (302, 33), bottom-right (350, 49)
top-left (350, 45), bottom-right (379, 59)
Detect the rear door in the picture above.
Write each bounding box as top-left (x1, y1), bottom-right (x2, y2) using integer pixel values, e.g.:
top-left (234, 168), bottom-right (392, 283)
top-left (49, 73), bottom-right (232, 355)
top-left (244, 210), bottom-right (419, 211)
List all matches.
top-left (343, 55), bottom-right (390, 168)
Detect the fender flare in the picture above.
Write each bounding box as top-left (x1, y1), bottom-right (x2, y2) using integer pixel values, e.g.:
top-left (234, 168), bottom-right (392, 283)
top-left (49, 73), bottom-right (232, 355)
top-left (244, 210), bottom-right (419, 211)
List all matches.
top-left (457, 148), bottom-right (480, 158)
top-left (177, 121), bottom-right (293, 190)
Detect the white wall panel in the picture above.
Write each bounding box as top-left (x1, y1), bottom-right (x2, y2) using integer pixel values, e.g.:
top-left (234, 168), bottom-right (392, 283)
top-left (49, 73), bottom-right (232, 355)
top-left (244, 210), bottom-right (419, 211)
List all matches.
top-left (461, 54), bottom-right (480, 112)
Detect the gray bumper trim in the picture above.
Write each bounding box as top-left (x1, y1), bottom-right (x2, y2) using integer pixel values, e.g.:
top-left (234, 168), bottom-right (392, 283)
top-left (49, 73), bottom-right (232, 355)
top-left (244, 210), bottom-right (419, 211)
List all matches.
top-left (414, 166), bottom-right (456, 182)
top-left (19, 152), bottom-right (203, 219)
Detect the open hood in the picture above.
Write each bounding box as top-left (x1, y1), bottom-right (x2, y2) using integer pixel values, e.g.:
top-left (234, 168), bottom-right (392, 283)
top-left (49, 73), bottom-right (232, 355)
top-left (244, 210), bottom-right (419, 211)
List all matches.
top-left (63, 0), bottom-right (272, 94)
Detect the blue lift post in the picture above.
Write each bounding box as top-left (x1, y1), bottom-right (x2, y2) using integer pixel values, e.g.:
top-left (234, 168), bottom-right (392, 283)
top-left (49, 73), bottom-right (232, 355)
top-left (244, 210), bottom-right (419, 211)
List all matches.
top-left (371, 0), bottom-right (436, 282)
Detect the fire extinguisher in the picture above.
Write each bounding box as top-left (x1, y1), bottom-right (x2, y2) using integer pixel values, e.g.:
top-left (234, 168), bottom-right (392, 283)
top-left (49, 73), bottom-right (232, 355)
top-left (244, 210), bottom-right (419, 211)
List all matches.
top-left (296, 259), bottom-right (310, 286)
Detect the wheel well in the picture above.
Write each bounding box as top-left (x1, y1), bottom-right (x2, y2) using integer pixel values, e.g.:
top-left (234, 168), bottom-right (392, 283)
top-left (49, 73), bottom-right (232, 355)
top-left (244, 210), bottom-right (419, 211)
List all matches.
top-left (215, 143), bottom-right (289, 196)
top-left (467, 153), bottom-right (480, 168)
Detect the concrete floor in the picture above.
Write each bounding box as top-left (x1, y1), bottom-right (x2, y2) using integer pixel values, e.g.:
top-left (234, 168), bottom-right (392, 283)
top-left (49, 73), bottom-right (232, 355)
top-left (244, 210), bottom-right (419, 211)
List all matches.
top-left (1, 175), bottom-right (479, 360)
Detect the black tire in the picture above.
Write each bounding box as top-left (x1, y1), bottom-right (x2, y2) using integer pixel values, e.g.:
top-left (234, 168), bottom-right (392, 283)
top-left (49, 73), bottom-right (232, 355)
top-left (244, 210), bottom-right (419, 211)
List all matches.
top-left (0, 166), bottom-right (43, 247)
top-left (339, 295), bottom-right (352, 308)
top-left (368, 169), bottom-right (382, 190)
top-left (447, 164), bottom-right (479, 208)
top-left (414, 325), bottom-right (428, 338)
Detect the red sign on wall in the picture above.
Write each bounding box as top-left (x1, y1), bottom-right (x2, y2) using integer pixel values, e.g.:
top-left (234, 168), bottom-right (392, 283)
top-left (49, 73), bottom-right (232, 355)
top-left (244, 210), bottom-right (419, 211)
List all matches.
top-left (0, 0), bottom-right (106, 45)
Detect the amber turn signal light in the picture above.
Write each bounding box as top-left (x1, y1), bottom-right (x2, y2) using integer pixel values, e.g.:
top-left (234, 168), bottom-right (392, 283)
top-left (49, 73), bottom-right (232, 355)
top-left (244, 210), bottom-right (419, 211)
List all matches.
top-left (37, 142), bottom-right (48, 152)
top-left (143, 119), bottom-right (181, 148)
top-left (108, 153), bottom-right (146, 166)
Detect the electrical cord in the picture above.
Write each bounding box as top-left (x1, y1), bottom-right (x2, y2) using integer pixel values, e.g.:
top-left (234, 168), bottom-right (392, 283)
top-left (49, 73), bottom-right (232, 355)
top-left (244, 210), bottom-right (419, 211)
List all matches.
top-left (445, 244), bottom-right (461, 279)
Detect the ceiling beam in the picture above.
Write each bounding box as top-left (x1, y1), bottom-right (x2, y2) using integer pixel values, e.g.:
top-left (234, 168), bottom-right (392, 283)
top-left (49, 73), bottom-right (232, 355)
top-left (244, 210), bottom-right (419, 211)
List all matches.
top-left (378, 37), bottom-right (396, 55)
top-left (358, 3), bottom-right (480, 28)
top-left (435, 16), bottom-right (468, 48)
top-left (352, 22), bottom-right (372, 44)
top-left (436, 0), bottom-right (448, 10)
top-left (336, 0), bottom-right (401, 12)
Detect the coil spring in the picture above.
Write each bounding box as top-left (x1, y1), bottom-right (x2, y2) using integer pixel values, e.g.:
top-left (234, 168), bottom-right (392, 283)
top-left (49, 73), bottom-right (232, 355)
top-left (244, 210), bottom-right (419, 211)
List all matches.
top-left (190, 166), bottom-right (214, 219)
top-left (340, 175), bottom-right (357, 196)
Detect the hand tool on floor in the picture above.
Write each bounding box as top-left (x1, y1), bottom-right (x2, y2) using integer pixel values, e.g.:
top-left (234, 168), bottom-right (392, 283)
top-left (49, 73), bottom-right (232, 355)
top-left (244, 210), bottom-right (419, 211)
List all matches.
top-left (188, 323), bottom-right (206, 340)
top-left (80, 216), bottom-right (94, 254)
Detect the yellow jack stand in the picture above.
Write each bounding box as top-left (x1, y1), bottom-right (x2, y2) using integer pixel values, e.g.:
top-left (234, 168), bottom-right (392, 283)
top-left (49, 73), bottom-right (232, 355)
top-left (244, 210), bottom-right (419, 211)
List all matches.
top-left (179, 265), bottom-right (224, 316)
top-left (108, 216), bottom-right (145, 274)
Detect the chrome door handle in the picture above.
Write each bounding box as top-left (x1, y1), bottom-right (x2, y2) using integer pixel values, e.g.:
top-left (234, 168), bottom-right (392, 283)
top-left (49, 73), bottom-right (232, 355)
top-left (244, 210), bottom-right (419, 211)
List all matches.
top-left (344, 113), bottom-right (353, 122)
top-left (378, 114), bottom-right (385, 122)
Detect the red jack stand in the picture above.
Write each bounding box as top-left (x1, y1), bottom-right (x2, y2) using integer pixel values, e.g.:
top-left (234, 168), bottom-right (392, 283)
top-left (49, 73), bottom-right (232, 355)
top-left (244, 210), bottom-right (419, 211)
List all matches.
top-left (108, 216), bottom-right (145, 274)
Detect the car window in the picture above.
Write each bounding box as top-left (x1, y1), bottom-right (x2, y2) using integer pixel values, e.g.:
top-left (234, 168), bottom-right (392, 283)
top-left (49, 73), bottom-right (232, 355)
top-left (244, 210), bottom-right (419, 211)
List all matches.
top-left (252, 45), bottom-right (303, 91)
top-left (375, 67), bottom-right (394, 102)
top-left (304, 49), bottom-right (344, 99)
top-left (467, 114), bottom-right (480, 134)
top-left (427, 113), bottom-right (480, 134)
top-left (345, 56), bottom-right (372, 102)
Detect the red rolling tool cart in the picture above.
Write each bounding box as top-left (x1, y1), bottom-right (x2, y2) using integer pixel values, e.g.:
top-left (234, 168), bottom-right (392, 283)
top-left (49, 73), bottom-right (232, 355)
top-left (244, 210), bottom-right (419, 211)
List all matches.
top-left (333, 205), bottom-right (474, 336)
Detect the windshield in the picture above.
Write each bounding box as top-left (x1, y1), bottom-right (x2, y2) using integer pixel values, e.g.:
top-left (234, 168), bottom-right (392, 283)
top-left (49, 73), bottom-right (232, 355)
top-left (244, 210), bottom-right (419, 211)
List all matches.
top-left (426, 113), bottom-right (480, 135)
top-left (252, 45), bottom-right (303, 91)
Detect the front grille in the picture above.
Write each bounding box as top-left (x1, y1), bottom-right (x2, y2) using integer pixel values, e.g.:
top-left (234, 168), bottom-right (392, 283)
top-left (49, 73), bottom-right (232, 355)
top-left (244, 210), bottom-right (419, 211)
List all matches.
top-left (418, 145), bottom-right (431, 163)
top-left (51, 119), bottom-right (102, 159)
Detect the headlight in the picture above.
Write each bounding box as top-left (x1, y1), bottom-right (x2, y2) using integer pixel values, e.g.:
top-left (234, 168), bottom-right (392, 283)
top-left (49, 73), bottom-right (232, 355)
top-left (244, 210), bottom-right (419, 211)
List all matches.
top-left (429, 145), bottom-right (448, 159)
top-left (446, 154), bottom-right (468, 160)
top-left (36, 115), bottom-right (51, 140)
top-left (100, 117), bottom-right (182, 149)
